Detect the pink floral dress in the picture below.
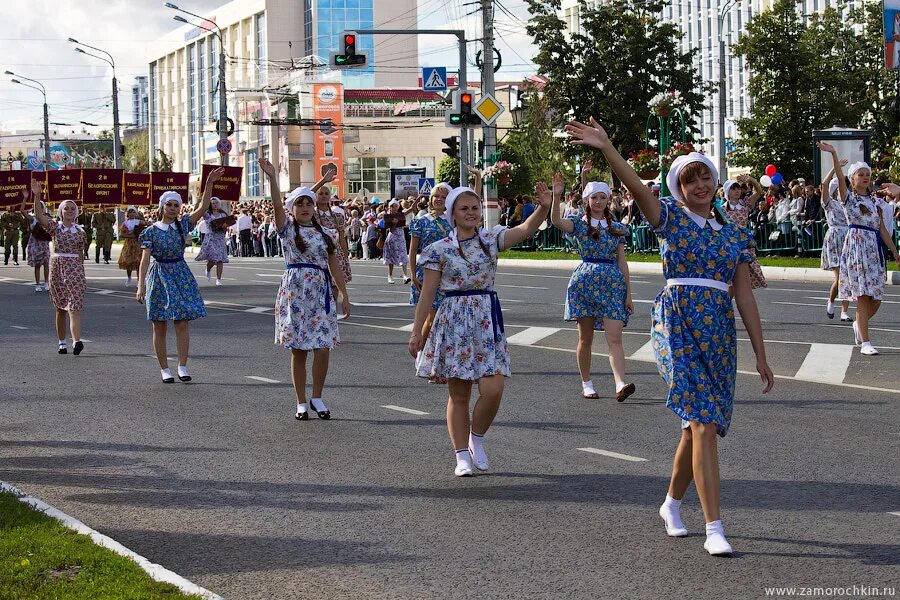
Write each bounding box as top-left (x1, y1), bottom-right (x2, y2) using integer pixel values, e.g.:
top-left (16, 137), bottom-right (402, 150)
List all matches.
top-left (723, 199), bottom-right (767, 289)
top-left (48, 223), bottom-right (86, 311)
top-left (317, 209), bottom-right (351, 283)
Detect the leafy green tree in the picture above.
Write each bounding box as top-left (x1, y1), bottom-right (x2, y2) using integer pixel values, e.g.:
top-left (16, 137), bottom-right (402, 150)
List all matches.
top-left (123, 130), bottom-right (150, 173)
top-left (151, 149), bottom-right (173, 172)
top-left (437, 156), bottom-right (459, 187)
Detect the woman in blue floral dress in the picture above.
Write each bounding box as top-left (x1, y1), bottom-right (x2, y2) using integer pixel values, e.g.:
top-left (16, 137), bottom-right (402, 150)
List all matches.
top-left (550, 176), bottom-right (635, 402)
top-left (408, 182), bottom-right (452, 340)
top-left (136, 168), bottom-right (223, 384)
top-left (568, 117), bottom-right (774, 557)
top-left (408, 185), bottom-right (551, 477)
top-left (820, 142), bottom-right (900, 356)
top-left (260, 159), bottom-right (351, 421)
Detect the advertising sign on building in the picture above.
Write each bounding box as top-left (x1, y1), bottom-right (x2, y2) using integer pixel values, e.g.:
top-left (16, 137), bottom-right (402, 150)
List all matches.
top-left (390, 167), bottom-right (426, 200)
top-left (312, 83), bottom-right (344, 195)
top-left (81, 169), bottom-right (123, 206)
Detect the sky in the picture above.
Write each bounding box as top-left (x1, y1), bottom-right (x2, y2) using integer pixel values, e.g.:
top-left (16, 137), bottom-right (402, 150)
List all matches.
top-left (0, 0), bottom-right (537, 140)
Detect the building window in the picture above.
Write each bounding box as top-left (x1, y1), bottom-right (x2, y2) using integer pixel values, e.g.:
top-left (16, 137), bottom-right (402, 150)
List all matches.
top-left (198, 39), bottom-right (207, 125)
top-left (209, 35), bottom-right (218, 119)
top-left (345, 156), bottom-right (389, 195)
top-left (188, 43), bottom-right (198, 174)
top-left (246, 149), bottom-right (259, 196)
top-left (150, 63), bottom-right (158, 146)
top-left (255, 12), bottom-right (267, 87)
top-left (304, 0), bottom-right (313, 56)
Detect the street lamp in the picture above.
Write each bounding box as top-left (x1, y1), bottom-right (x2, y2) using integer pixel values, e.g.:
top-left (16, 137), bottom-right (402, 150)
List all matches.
top-left (717, 0), bottom-right (739, 180)
top-left (6, 71), bottom-right (51, 168)
top-left (166, 2), bottom-right (229, 167)
top-left (69, 38), bottom-right (122, 169)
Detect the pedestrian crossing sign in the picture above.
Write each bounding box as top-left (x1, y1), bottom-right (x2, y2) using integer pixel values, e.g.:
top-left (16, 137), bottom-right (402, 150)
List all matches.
top-left (422, 67), bottom-right (448, 92)
top-left (418, 178), bottom-right (435, 195)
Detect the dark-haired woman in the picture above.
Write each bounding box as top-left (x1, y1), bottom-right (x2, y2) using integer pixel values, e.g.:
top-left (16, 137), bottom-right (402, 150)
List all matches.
top-left (136, 169), bottom-right (223, 383)
top-left (551, 175), bottom-right (635, 402)
top-left (260, 159), bottom-right (351, 421)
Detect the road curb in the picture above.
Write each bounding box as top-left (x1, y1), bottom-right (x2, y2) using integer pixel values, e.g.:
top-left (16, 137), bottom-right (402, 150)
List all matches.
top-left (497, 258), bottom-right (899, 285)
top-left (0, 481), bottom-right (223, 600)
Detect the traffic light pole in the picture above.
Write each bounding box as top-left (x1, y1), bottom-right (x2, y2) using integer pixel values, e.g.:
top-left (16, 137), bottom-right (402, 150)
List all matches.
top-left (480, 0), bottom-right (498, 227)
top-left (350, 29), bottom-right (468, 186)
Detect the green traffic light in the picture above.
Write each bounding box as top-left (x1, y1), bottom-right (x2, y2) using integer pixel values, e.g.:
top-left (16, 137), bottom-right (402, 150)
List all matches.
top-left (449, 114), bottom-right (461, 124)
top-left (335, 56), bottom-right (347, 64)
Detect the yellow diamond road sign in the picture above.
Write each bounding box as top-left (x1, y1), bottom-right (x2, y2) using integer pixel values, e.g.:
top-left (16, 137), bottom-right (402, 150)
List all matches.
top-left (473, 93), bottom-right (504, 126)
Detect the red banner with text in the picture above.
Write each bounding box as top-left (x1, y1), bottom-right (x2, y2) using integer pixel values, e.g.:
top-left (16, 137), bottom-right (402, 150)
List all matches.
top-left (150, 172), bottom-right (190, 205)
top-left (123, 173), bottom-right (151, 206)
top-left (200, 164), bottom-right (243, 202)
top-left (81, 169), bottom-right (123, 207)
top-left (0, 170), bottom-right (31, 207)
top-left (46, 169), bottom-right (82, 205)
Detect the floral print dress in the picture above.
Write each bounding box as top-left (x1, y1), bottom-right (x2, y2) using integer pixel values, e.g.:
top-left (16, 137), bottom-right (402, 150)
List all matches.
top-left (139, 216), bottom-right (207, 322)
top-left (820, 196), bottom-right (849, 270)
top-left (650, 197), bottom-right (754, 437)
top-left (195, 212), bottom-right (230, 264)
top-left (26, 216), bottom-right (50, 268)
top-left (563, 216), bottom-right (629, 330)
top-left (409, 214), bottom-right (452, 308)
top-left (723, 198), bottom-right (767, 288)
top-left (416, 226), bottom-right (510, 381)
top-left (274, 216), bottom-right (340, 350)
top-left (381, 212), bottom-right (408, 267)
top-left (48, 223), bottom-right (86, 311)
top-left (838, 192), bottom-right (885, 301)
top-left (317, 208), bottom-right (351, 283)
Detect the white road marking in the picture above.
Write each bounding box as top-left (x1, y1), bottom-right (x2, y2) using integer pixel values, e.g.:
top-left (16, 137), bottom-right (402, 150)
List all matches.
top-left (10, 325), bottom-right (27, 330)
top-left (92, 289), bottom-right (115, 295)
top-left (245, 376), bottom-right (280, 384)
top-left (889, 511), bottom-right (900, 517)
top-left (772, 301), bottom-right (823, 308)
top-left (505, 327), bottom-right (560, 346)
top-left (577, 447), bottom-right (648, 462)
top-left (244, 307), bottom-right (271, 314)
top-left (351, 302), bottom-right (410, 307)
top-left (805, 295), bottom-right (899, 305)
top-left (629, 340), bottom-right (657, 362)
top-left (820, 323), bottom-right (900, 335)
top-left (398, 323), bottom-right (415, 332)
top-left (794, 344), bottom-right (853, 385)
top-left (382, 405), bottom-right (429, 416)
top-left (495, 284), bottom-right (550, 290)
top-left (255, 273), bottom-right (283, 277)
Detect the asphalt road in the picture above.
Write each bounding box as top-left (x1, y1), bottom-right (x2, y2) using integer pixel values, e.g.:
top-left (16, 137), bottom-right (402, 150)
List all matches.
top-left (1, 250), bottom-right (898, 600)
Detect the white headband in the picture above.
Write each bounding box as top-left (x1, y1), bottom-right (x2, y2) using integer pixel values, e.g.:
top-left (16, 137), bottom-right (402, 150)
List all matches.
top-left (665, 152), bottom-right (719, 203)
top-left (388, 199), bottom-right (400, 208)
top-left (847, 161), bottom-right (871, 180)
top-left (57, 199), bottom-right (78, 220)
top-left (444, 186), bottom-right (484, 248)
top-left (159, 191), bottom-right (183, 213)
top-left (126, 205), bottom-right (137, 213)
top-left (723, 179), bottom-right (737, 199)
top-left (582, 181), bottom-right (612, 201)
top-left (828, 178), bottom-right (839, 199)
top-left (432, 182), bottom-right (452, 196)
top-left (285, 187), bottom-right (316, 212)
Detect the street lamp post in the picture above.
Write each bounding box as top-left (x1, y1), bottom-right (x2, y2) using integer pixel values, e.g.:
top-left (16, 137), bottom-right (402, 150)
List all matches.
top-left (69, 39), bottom-right (122, 169)
top-left (167, 2), bottom-right (228, 167)
top-left (645, 108), bottom-right (686, 197)
top-left (5, 71), bottom-right (50, 168)
top-left (717, 0), bottom-right (739, 181)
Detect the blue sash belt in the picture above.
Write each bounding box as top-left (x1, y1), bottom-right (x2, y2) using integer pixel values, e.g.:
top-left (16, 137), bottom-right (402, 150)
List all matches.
top-left (849, 224), bottom-right (883, 263)
top-left (287, 262), bottom-right (333, 314)
top-left (445, 289), bottom-right (504, 342)
top-left (155, 257), bottom-right (184, 264)
top-left (582, 258), bottom-right (616, 265)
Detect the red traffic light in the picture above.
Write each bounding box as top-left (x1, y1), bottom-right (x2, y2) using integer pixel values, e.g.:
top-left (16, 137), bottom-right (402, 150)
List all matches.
top-left (345, 34), bottom-right (356, 45)
top-left (461, 93), bottom-right (472, 104)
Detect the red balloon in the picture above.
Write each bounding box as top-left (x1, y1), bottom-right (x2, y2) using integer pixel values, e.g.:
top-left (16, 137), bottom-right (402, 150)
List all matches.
top-left (765, 164), bottom-right (776, 177)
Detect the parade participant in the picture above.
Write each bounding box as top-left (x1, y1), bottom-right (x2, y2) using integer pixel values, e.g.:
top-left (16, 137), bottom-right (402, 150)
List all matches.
top-left (31, 180), bottom-right (87, 355)
top-left (20, 209), bottom-right (31, 263)
top-left (77, 209), bottom-right (93, 259)
top-left (313, 168), bottom-right (352, 286)
top-left (92, 205), bottom-right (115, 264)
top-left (820, 142), bottom-right (900, 355)
top-left (195, 197), bottom-right (233, 286)
top-left (1, 204), bottom-right (25, 265)
top-left (260, 159), bottom-right (351, 421)
top-left (819, 159), bottom-right (851, 322)
top-left (118, 206), bottom-right (146, 287)
top-left (408, 182), bottom-right (453, 350)
top-left (723, 176), bottom-right (767, 289)
top-left (550, 175), bottom-right (636, 402)
top-left (567, 117), bottom-right (774, 556)
top-left (136, 168), bottom-right (224, 383)
top-left (383, 199), bottom-right (411, 284)
top-left (408, 184), bottom-right (551, 477)
top-left (20, 192), bottom-right (51, 292)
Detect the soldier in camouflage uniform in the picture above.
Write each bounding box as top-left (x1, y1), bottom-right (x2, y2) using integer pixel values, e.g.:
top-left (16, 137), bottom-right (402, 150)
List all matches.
top-left (77, 210), bottom-right (93, 259)
top-left (2, 208), bottom-right (25, 265)
top-left (20, 209), bottom-right (31, 262)
top-left (92, 206), bottom-right (116, 264)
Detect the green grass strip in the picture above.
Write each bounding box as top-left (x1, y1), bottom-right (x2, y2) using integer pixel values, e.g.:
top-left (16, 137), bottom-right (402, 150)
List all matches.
top-left (0, 491), bottom-right (201, 599)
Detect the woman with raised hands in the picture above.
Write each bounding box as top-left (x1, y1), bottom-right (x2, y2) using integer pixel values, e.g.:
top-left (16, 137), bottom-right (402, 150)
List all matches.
top-left (566, 117), bottom-right (774, 557)
top-left (195, 196), bottom-right (233, 286)
top-left (32, 180), bottom-right (87, 355)
top-left (136, 168), bottom-right (224, 383)
top-left (313, 167), bottom-right (352, 287)
top-left (260, 159), bottom-right (350, 422)
top-left (407, 183), bottom-right (551, 477)
top-left (550, 172), bottom-right (635, 402)
top-left (118, 206), bottom-right (147, 287)
top-left (819, 158), bottom-right (851, 322)
top-left (19, 189), bottom-right (50, 293)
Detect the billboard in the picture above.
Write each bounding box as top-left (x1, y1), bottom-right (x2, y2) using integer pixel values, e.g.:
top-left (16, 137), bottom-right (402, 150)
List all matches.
top-left (312, 83), bottom-right (344, 196)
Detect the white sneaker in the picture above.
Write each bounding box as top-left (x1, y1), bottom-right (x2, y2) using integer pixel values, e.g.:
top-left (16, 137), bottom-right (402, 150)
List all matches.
top-left (659, 503), bottom-right (689, 537)
top-left (387, 276), bottom-right (395, 284)
top-left (860, 342), bottom-right (879, 356)
top-left (454, 452), bottom-right (473, 477)
top-left (852, 321), bottom-right (862, 346)
top-left (840, 311), bottom-right (850, 322)
top-left (704, 532), bottom-right (734, 556)
top-left (215, 279), bottom-right (222, 286)
top-left (468, 437), bottom-right (489, 471)
top-left (35, 285), bottom-right (43, 292)
top-left (43, 282), bottom-right (50, 291)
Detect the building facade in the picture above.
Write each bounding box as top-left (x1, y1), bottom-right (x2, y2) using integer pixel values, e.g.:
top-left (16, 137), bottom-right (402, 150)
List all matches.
top-left (132, 76), bottom-right (149, 130)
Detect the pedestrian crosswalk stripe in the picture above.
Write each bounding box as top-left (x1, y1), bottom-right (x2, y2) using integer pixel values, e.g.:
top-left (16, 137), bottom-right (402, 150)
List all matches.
top-left (506, 327), bottom-right (559, 346)
top-left (629, 340), bottom-right (656, 362)
top-left (794, 343), bottom-right (853, 385)
top-left (382, 405), bottom-right (429, 416)
top-left (577, 447), bottom-right (648, 462)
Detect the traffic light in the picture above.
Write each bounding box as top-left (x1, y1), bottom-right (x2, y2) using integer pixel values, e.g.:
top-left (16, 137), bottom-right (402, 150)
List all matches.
top-left (442, 136), bottom-right (460, 159)
top-left (331, 31), bottom-right (366, 68)
top-left (445, 90), bottom-right (482, 128)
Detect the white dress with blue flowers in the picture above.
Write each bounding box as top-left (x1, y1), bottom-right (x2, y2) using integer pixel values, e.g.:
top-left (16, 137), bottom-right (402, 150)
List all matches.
top-left (650, 197), bottom-right (754, 437)
top-left (416, 226), bottom-right (510, 381)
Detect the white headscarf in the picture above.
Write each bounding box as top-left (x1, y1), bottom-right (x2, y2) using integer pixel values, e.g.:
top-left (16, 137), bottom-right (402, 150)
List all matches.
top-left (388, 199), bottom-right (401, 208)
top-left (847, 161), bottom-right (871, 180)
top-left (444, 186), bottom-right (488, 248)
top-left (432, 182), bottom-right (452, 197)
top-left (57, 199), bottom-right (79, 220)
top-left (582, 181), bottom-right (612, 201)
top-left (285, 186), bottom-right (316, 213)
top-left (665, 152), bottom-right (719, 203)
top-left (722, 179), bottom-right (738, 200)
top-left (158, 190), bottom-right (183, 213)
top-left (828, 178), bottom-right (840, 199)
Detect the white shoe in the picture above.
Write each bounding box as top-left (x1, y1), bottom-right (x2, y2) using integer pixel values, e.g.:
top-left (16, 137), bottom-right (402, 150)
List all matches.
top-left (860, 342), bottom-right (879, 356)
top-left (852, 321), bottom-right (862, 346)
top-left (840, 311), bottom-right (850, 322)
top-left (206, 270), bottom-right (212, 281)
top-left (659, 504), bottom-right (689, 537)
top-left (35, 285), bottom-right (43, 292)
top-left (704, 531), bottom-right (734, 556)
top-left (454, 452), bottom-right (473, 477)
top-left (468, 435), bottom-right (489, 471)
top-left (43, 282), bottom-right (50, 291)
top-left (387, 276), bottom-right (395, 284)
top-left (215, 279), bottom-right (222, 286)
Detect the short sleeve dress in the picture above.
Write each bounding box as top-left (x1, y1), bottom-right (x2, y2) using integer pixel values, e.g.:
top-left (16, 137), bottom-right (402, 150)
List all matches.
top-left (48, 223), bottom-right (86, 311)
top-left (650, 197), bottom-right (754, 437)
top-left (381, 212), bottom-right (408, 267)
top-left (838, 192), bottom-right (886, 301)
top-left (563, 216), bottom-right (629, 330)
top-left (409, 214), bottom-right (452, 308)
top-left (274, 216), bottom-right (340, 350)
top-left (26, 216), bottom-right (51, 268)
top-left (723, 198), bottom-right (767, 288)
top-left (138, 216), bottom-right (207, 322)
top-left (820, 196), bottom-right (849, 270)
top-left (195, 212), bottom-right (230, 264)
top-left (317, 208), bottom-right (352, 283)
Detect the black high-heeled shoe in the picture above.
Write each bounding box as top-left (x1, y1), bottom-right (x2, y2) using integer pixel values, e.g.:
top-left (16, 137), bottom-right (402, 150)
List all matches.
top-left (73, 341), bottom-right (84, 355)
top-left (295, 404), bottom-right (309, 420)
top-left (309, 399), bottom-right (331, 420)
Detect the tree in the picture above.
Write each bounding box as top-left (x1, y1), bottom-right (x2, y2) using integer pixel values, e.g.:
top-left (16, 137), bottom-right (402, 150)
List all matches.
top-left (501, 83), bottom-right (564, 190)
top-left (525, 0), bottom-right (709, 165)
top-left (123, 130), bottom-right (150, 173)
top-left (437, 156), bottom-right (460, 187)
top-left (151, 149), bottom-right (173, 172)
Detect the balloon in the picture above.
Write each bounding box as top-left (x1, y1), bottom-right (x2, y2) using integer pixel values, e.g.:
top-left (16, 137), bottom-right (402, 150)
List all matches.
top-left (771, 173), bottom-right (783, 185)
top-left (760, 175), bottom-right (773, 187)
top-left (765, 164), bottom-right (777, 177)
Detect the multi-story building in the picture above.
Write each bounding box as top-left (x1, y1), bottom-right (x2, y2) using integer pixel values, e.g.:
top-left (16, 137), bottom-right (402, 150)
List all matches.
top-left (146, 0), bottom-right (418, 197)
top-left (132, 76), bottom-right (149, 130)
top-left (561, 0), bottom-right (860, 175)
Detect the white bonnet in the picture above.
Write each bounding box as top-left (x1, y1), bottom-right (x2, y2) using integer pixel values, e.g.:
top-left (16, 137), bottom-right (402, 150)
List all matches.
top-left (665, 152), bottom-right (719, 203)
top-left (285, 187), bottom-right (316, 212)
top-left (582, 181), bottom-right (612, 201)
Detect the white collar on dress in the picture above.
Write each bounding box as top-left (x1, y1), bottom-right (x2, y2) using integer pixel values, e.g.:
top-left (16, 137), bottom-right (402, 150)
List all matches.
top-left (586, 217), bottom-right (608, 228)
top-left (682, 206), bottom-right (723, 231)
top-left (153, 220), bottom-right (172, 231)
top-left (61, 223), bottom-right (80, 233)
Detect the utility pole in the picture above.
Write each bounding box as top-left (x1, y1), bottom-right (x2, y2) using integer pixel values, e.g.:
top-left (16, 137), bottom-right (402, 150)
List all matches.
top-left (480, 0), bottom-right (498, 226)
top-left (70, 39), bottom-right (122, 169)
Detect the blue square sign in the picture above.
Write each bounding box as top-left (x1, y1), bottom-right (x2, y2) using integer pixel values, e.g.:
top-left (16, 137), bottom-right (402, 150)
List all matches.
top-left (418, 178), bottom-right (435, 195)
top-left (422, 67), bottom-right (448, 92)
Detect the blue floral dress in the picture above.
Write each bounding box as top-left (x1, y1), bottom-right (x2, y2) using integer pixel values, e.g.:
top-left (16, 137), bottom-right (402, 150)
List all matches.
top-left (409, 214), bottom-right (452, 307)
top-left (139, 216), bottom-right (207, 322)
top-left (274, 216), bottom-right (340, 350)
top-left (416, 226), bottom-right (510, 381)
top-left (838, 192), bottom-right (885, 301)
top-left (820, 196), bottom-right (848, 270)
top-left (564, 216), bottom-right (629, 331)
top-left (650, 198), bottom-right (753, 437)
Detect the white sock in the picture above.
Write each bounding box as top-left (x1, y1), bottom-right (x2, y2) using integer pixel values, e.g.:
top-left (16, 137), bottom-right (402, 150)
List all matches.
top-left (177, 365), bottom-right (189, 377)
top-left (840, 311), bottom-right (850, 320)
top-left (615, 381), bottom-right (627, 393)
top-left (310, 398), bottom-right (327, 412)
top-left (206, 270), bottom-right (211, 280)
top-left (296, 401), bottom-right (308, 414)
top-left (659, 495), bottom-right (688, 536)
top-left (704, 519), bottom-right (733, 555)
top-left (826, 300), bottom-right (834, 314)
top-left (582, 380), bottom-right (596, 395)
top-left (469, 431), bottom-right (488, 470)
top-left (454, 448), bottom-right (473, 475)
top-left (216, 278), bottom-right (222, 284)
top-left (161, 368), bottom-right (173, 380)
top-left (58, 339), bottom-right (66, 346)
